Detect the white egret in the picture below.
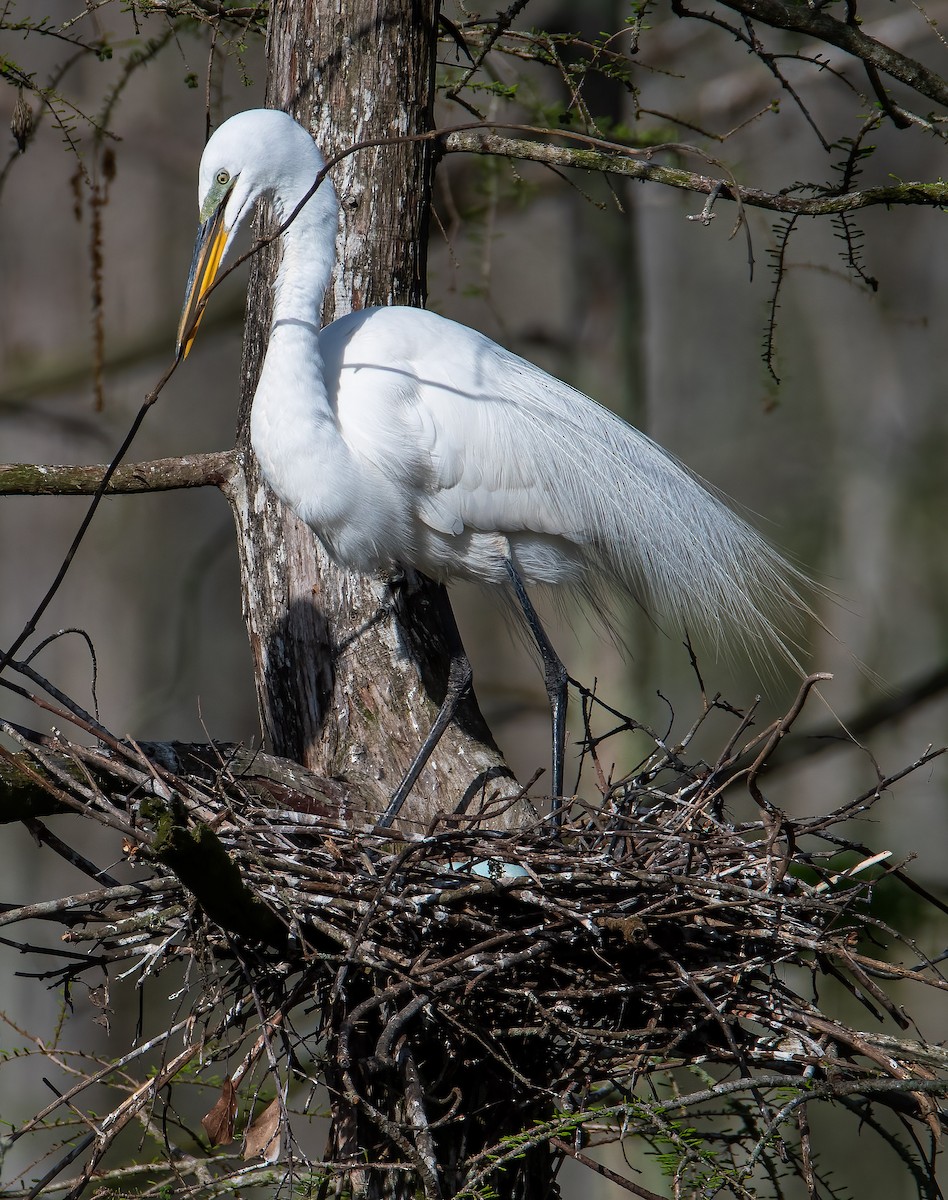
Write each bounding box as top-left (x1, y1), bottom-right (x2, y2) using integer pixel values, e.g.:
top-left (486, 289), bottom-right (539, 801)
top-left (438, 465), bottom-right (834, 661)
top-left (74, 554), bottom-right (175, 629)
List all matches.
top-left (177, 108), bottom-right (810, 828)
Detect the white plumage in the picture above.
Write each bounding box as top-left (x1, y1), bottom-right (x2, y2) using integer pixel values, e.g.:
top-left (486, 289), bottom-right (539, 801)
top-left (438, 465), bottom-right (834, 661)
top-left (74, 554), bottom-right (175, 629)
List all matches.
top-left (178, 108), bottom-right (809, 817)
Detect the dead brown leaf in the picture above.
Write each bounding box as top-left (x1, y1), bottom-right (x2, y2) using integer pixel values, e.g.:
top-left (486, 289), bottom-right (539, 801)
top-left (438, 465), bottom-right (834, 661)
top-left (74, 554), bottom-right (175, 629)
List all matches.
top-left (201, 1077), bottom-right (237, 1147)
top-left (242, 1096), bottom-right (281, 1163)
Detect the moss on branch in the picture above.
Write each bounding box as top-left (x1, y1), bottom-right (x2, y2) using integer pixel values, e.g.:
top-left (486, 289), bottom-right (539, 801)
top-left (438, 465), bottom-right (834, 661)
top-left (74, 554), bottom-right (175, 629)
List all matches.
top-left (0, 754), bottom-right (72, 820)
top-left (444, 130), bottom-right (948, 214)
top-left (144, 796), bottom-right (289, 949)
top-left (0, 451), bottom-right (237, 496)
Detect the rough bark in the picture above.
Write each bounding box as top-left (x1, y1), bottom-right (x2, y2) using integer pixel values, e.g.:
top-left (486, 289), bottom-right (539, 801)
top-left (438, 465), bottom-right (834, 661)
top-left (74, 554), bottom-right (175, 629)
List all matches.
top-left (224, 0), bottom-right (524, 834)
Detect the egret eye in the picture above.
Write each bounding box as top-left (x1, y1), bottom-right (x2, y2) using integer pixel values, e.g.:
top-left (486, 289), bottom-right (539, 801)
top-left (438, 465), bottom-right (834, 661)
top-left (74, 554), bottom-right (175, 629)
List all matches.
top-left (216, 168), bottom-right (230, 186)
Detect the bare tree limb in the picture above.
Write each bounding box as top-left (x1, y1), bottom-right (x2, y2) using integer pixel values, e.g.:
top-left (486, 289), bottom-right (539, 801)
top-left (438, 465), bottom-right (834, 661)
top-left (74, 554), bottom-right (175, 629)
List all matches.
top-left (0, 451), bottom-right (236, 496)
top-left (443, 129), bottom-right (948, 213)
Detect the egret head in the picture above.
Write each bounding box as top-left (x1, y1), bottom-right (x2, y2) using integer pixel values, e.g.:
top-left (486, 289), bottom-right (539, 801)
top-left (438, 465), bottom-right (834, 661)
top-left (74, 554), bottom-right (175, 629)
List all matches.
top-left (176, 109), bottom-right (332, 359)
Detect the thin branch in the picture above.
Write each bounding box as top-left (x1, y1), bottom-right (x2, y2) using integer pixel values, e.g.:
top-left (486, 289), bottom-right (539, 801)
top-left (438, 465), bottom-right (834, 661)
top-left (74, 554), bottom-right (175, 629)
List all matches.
top-left (0, 355), bottom-right (183, 677)
top-left (550, 1137), bottom-right (666, 1199)
top-left (717, 0), bottom-right (948, 111)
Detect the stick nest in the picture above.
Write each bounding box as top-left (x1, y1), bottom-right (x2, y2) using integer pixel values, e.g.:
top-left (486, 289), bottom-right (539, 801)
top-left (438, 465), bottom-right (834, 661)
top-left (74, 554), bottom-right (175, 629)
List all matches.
top-left (1, 673), bottom-right (946, 1199)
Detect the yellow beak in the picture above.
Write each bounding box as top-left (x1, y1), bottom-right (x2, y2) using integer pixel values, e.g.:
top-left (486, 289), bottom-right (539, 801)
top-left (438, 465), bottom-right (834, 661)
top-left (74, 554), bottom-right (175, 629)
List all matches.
top-left (176, 199), bottom-right (230, 360)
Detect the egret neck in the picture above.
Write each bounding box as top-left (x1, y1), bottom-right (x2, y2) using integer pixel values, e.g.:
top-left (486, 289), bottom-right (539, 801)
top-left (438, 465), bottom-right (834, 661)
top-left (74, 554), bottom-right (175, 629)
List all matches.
top-left (249, 170), bottom-right (356, 536)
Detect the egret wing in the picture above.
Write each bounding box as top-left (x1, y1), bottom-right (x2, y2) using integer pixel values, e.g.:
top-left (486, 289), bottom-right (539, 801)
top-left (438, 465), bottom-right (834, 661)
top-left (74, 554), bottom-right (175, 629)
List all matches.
top-left (322, 308), bottom-right (584, 541)
top-left (322, 307), bottom-right (808, 658)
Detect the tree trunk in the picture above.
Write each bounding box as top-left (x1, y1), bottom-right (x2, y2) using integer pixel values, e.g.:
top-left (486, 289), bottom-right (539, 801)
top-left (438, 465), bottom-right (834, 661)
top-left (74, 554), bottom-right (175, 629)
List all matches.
top-left (225, 0), bottom-right (524, 833)
top-left (222, 2), bottom-right (556, 1196)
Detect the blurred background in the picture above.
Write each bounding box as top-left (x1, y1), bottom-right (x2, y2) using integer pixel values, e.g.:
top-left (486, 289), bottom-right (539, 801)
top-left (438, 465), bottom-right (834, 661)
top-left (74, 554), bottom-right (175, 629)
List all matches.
top-left (1, 0), bottom-right (946, 1194)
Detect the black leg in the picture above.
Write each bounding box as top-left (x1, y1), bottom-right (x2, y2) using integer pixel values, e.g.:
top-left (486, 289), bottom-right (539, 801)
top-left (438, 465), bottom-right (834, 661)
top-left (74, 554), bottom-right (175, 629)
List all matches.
top-left (504, 558), bottom-right (568, 827)
top-left (375, 604), bottom-right (474, 833)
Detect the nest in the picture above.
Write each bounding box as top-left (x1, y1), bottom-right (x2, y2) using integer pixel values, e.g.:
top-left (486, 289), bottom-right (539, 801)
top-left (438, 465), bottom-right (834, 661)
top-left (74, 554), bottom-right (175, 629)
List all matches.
top-left (1, 672), bottom-right (946, 1199)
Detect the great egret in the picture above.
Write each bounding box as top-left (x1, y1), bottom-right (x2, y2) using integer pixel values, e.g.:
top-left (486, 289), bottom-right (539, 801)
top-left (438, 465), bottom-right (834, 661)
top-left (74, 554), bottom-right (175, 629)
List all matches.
top-left (177, 108), bottom-right (810, 827)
